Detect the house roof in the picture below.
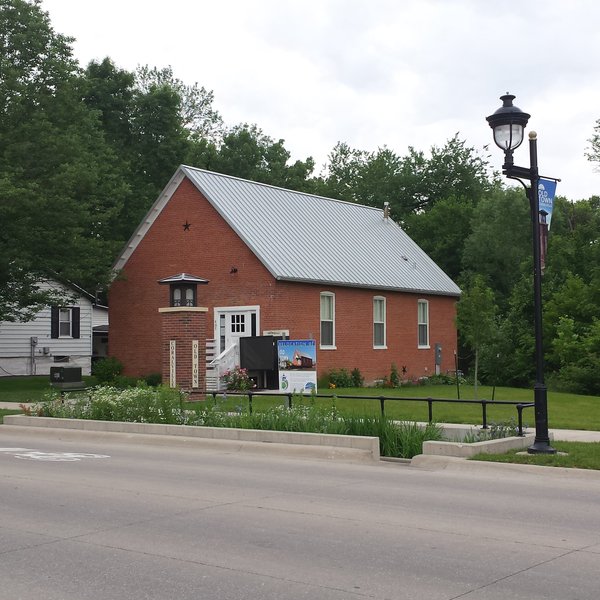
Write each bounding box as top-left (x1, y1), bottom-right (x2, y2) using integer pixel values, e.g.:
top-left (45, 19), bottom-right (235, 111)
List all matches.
top-left (114, 166), bottom-right (460, 297)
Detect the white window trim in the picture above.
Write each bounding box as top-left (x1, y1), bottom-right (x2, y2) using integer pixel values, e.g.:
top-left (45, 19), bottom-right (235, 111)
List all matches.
top-left (213, 305), bottom-right (261, 345)
top-left (417, 299), bottom-right (430, 349)
top-left (320, 292), bottom-right (336, 349)
top-left (58, 308), bottom-right (72, 338)
top-left (373, 296), bottom-right (387, 349)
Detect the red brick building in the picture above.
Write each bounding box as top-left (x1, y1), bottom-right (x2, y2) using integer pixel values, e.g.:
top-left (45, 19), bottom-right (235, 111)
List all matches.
top-left (109, 166), bottom-right (460, 390)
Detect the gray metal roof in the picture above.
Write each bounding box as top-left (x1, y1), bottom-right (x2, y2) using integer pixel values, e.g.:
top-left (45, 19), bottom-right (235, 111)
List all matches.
top-left (181, 166), bottom-right (460, 296)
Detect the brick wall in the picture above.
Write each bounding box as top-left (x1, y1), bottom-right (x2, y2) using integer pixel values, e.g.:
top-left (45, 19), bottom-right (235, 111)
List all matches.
top-left (109, 177), bottom-right (458, 383)
top-left (159, 308), bottom-right (207, 397)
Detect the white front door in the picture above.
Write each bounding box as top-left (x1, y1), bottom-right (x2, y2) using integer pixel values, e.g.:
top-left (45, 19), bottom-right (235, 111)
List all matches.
top-left (215, 306), bottom-right (260, 353)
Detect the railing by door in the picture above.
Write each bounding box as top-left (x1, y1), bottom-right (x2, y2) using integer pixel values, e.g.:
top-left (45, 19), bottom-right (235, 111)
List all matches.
top-left (205, 339), bottom-right (239, 391)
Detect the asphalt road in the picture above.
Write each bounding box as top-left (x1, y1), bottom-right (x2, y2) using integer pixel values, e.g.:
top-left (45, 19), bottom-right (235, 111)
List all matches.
top-left (1, 428), bottom-right (599, 600)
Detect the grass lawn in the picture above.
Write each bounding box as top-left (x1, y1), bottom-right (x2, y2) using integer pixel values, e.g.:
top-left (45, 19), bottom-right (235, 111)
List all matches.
top-left (470, 441), bottom-right (600, 470)
top-left (0, 376), bottom-right (55, 403)
top-left (0, 375), bottom-right (96, 404)
top-left (1, 376), bottom-right (598, 431)
top-left (203, 384), bottom-right (600, 431)
top-left (0, 408), bottom-right (22, 424)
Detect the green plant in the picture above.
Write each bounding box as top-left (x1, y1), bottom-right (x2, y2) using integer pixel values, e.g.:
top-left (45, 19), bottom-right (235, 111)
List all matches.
top-left (223, 366), bottom-right (252, 391)
top-left (351, 368), bottom-right (364, 388)
top-left (92, 357), bottom-right (124, 384)
top-left (113, 375), bottom-right (138, 388)
top-left (390, 363), bottom-right (400, 387)
top-left (37, 384), bottom-right (187, 424)
top-left (143, 372), bottom-right (162, 387)
top-left (375, 377), bottom-right (393, 388)
top-left (32, 388), bottom-right (443, 458)
top-left (487, 418), bottom-right (519, 439)
top-left (328, 368), bottom-right (353, 388)
top-left (460, 418), bottom-right (520, 442)
top-left (427, 374), bottom-right (455, 385)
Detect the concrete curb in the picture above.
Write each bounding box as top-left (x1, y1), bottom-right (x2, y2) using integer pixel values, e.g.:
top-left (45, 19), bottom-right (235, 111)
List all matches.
top-left (2, 415), bottom-right (380, 462)
top-left (423, 433), bottom-right (536, 458)
top-left (410, 453), bottom-right (600, 480)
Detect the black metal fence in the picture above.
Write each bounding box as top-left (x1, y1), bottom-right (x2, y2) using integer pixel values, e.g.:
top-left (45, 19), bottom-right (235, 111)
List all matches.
top-left (207, 391), bottom-right (535, 437)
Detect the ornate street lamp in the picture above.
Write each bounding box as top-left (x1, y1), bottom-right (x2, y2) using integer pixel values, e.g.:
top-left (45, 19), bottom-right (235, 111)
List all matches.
top-left (486, 93), bottom-right (556, 454)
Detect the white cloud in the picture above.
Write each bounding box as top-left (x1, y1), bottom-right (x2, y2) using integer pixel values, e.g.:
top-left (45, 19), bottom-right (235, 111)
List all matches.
top-left (41, 0), bottom-right (600, 199)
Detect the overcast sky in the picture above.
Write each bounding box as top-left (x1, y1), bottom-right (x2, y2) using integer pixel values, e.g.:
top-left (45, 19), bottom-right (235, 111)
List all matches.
top-left (42, 0), bottom-right (600, 201)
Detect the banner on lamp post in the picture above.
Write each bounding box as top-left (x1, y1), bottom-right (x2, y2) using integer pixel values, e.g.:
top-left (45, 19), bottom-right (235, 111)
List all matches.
top-left (538, 179), bottom-right (557, 229)
top-left (538, 178), bottom-right (558, 273)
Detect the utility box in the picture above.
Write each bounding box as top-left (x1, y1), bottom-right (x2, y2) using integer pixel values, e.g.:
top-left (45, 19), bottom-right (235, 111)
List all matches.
top-left (434, 343), bottom-right (442, 376)
top-left (434, 344), bottom-right (442, 365)
top-left (240, 336), bottom-right (282, 389)
top-left (50, 366), bottom-right (84, 390)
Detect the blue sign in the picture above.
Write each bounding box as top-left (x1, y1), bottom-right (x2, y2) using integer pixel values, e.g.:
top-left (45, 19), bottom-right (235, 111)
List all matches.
top-left (277, 339), bottom-right (317, 393)
top-left (538, 178), bottom-right (557, 230)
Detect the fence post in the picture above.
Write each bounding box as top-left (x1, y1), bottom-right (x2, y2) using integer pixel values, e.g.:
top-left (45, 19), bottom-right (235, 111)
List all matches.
top-left (212, 391), bottom-right (217, 406)
top-left (379, 396), bottom-right (385, 416)
top-left (287, 393), bottom-right (293, 409)
top-left (427, 398), bottom-right (433, 423)
top-left (517, 404), bottom-right (524, 436)
top-left (248, 392), bottom-right (253, 415)
top-left (482, 400), bottom-right (488, 429)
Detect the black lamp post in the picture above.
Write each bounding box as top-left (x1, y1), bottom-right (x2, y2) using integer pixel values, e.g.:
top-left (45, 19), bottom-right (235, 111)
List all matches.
top-left (486, 93), bottom-right (556, 454)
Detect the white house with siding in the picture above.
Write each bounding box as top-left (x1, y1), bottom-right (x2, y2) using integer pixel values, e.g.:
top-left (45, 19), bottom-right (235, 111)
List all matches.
top-left (0, 280), bottom-right (108, 377)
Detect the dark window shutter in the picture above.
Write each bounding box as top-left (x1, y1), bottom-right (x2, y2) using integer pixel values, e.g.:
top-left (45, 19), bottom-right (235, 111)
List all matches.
top-left (71, 307), bottom-right (80, 339)
top-left (51, 307), bottom-right (59, 338)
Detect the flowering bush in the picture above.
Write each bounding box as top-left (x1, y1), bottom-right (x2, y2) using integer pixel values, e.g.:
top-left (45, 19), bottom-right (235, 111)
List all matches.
top-left (222, 366), bottom-right (252, 391)
top-left (35, 384), bottom-right (188, 424)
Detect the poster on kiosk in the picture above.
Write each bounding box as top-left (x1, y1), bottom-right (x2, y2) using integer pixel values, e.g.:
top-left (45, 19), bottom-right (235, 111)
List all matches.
top-left (277, 339), bottom-right (317, 394)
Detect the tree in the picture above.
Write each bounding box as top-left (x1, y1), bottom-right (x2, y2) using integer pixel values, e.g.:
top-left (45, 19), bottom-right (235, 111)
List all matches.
top-left (320, 135), bottom-right (494, 221)
top-left (586, 119), bottom-right (600, 170)
top-left (83, 58), bottom-right (135, 149)
top-left (403, 196), bottom-right (475, 282)
top-left (135, 65), bottom-right (223, 142)
top-left (82, 60), bottom-right (226, 240)
top-left (190, 123), bottom-right (315, 191)
top-left (549, 317), bottom-right (600, 395)
top-left (462, 187), bottom-right (531, 309)
top-left (316, 142), bottom-right (368, 202)
top-left (0, 0), bottom-right (126, 320)
top-left (456, 275), bottom-right (498, 397)
top-left (423, 135), bottom-right (494, 207)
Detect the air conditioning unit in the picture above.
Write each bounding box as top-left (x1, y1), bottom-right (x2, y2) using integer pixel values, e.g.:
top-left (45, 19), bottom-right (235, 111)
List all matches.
top-left (50, 366), bottom-right (82, 383)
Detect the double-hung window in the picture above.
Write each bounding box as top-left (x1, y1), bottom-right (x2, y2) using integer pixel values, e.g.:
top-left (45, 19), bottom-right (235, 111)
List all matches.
top-left (373, 296), bottom-right (386, 348)
top-left (320, 292), bottom-right (335, 348)
top-left (417, 300), bottom-right (429, 348)
top-left (59, 308), bottom-right (72, 337)
top-left (51, 306), bottom-right (80, 339)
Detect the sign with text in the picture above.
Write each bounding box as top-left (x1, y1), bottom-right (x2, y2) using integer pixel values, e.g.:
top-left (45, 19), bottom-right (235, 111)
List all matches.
top-left (538, 178), bottom-right (557, 229)
top-left (277, 339), bottom-right (317, 394)
top-left (538, 179), bottom-right (558, 273)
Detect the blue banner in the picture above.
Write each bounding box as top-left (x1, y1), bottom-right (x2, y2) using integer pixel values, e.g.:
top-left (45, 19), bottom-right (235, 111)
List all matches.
top-left (538, 178), bottom-right (557, 274)
top-left (538, 178), bottom-right (557, 230)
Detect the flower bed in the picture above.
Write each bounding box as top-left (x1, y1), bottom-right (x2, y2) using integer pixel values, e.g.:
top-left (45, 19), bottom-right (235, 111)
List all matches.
top-left (25, 385), bottom-right (443, 459)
